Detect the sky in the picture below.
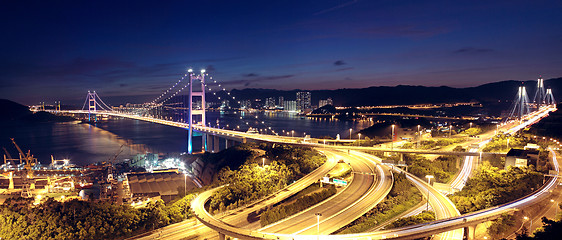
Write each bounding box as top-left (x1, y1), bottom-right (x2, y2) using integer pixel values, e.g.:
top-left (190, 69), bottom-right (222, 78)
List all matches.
top-left (1, 0), bottom-right (561, 105)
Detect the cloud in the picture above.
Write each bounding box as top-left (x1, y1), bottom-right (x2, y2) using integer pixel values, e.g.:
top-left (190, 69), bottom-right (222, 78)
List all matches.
top-left (205, 65), bottom-right (216, 72)
top-left (335, 67), bottom-right (354, 72)
top-left (359, 24), bottom-right (450, 39)
top-left (314, 0), bottom-right (359, 16)
top-left (453, 47), bottom-right (494, 54)
top-left (243, 73), bottom-right (259, 77)
top-left (334, 60), bottom-right (346, 66)
top-left (223, 74), bottom-right (295, 87)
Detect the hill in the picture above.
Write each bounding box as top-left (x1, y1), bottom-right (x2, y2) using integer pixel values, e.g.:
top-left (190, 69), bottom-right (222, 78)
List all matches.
top-left (0, 99), bottom-right (75, 123)
top-left (222, 77), bottom-right (562, 107)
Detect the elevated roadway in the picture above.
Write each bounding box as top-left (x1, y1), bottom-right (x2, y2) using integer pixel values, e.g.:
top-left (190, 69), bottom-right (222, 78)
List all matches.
top-left (258, 150), bottom-right (393, 235)
top-left (191, 147), bottom-right (558, 240)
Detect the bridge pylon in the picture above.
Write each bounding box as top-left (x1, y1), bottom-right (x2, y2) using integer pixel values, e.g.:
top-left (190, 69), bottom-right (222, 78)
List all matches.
top-left (509, 85), bottom-right (531, 120)
top-left (532, 76), bottom-right (546, 107)
top-left (187, 69), bottom-right (207, 154)
top-left (87, 91), bottom-right (97, 121)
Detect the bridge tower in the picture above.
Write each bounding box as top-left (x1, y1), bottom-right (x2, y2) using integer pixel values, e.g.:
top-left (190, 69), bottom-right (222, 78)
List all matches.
top-left (545, 88), bottom-right (556, 105)
top-left (87, 91), bottom-right (97, 121)
top-left (532, 76), bottom-right (546, 106)
top-left (187, 69), bottom-right (207, 154)
top-left (509, 85), bottom-right (531, 119)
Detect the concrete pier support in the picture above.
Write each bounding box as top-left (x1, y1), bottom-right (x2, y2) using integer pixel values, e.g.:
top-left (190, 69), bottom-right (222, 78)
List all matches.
top-left (464, 224), bottom-right (476, 240)
top-left (213, 136), bottom-right (220, 153)
top-left (218, 232), bottom-right (225, 240)
top-left (201, 134), bottom-right (209, 152)
top-left (206, 134), bottom-right (213, 152)
top-left (8, 172), bottom-right (14, 190)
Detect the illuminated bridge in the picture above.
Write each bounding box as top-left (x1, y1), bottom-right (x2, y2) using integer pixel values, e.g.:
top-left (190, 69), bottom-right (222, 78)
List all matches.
top-left (43, 71), bottom-right (557, 240)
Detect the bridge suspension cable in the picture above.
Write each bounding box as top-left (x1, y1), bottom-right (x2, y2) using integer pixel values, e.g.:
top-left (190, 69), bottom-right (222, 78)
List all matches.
top-left (81, 91), bottom-right (113, 112)
top-left (150, 73), bottom-right (189, 104)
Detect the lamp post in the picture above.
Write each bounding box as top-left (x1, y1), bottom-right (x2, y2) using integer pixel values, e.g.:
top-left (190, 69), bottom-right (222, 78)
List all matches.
top-left (291, 130), bottom-right (294, 138)
top-left (524, 216), bottom-right (532, 231)
top-left (358, 133), bottom-right (361, 146)
top-left (425, 175), bottom-right (434, 211)
top-left (417, 125), bottom-right (421, 149)
top-left (262, 157), bottom-right (265, 167)
top-left (315, 213), bottom-right (322, 239)
top-left (183, 173), bottom-right (187, 197)
top-left (391, 125), bottom-right (395, 150)
top-left (349, 128), bottom-right (352, 140)
top-left (507, 138), bottom-right (510, 149)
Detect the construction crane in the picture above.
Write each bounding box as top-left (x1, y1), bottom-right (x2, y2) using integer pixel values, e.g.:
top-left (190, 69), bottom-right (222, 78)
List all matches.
top-left (110, 144), bottom-right (125, 164)
top-left (3, 147), bottom-right (20, 166)
top-left (10, 138), bottom-right (37, 198)
top-left (10, 138), bottom-right (38, 172)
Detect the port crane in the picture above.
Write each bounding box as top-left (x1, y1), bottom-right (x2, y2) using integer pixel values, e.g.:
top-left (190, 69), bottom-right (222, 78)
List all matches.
top-left (10, 138), bottom-right (38, 197)
top-left (3, 146), bottom-right (20, 166)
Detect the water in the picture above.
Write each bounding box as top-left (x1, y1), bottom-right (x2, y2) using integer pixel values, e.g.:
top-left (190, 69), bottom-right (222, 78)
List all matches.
top-left (0, 111), bottom-right (372, 166)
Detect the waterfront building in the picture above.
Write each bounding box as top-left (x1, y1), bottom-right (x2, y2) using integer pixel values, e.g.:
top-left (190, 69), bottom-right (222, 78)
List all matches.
top-left (296, 91), bottom-right (311, 112)
top-left (319, 98), bottom-right (333, 108)
top-left (278, 96), bottom-right (284, 108)
top-left (284, 100), bottom-right (297, 112)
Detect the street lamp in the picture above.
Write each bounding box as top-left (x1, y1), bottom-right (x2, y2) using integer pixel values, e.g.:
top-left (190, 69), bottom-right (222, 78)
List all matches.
top-left (262, 157), bottom-right (265, 167)
top-left (291, 130), bottom-right (294, 138)
top-left (524, 216), bottom-right (532, 230)
top-left (315, 213), bottom-right (322, 238)
top-left (425, 175), bottom-right (434, 211)
top-left (417, 125), bottom-right (421, 149)
top-left (349, 128), bottom-right (352, 140)
top-left (358, 133), bottom-right (361, 146)
top-left (183, 173), bottom-right (187, 197)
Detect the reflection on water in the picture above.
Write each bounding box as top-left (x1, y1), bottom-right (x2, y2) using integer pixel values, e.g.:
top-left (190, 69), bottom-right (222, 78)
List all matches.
top-left (0, 121), bottom-right (152, 166)
top-left (0, 111), bottom-right (374, 166)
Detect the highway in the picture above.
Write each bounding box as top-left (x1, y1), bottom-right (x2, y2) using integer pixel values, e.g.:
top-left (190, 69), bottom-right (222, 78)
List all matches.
top-left (133, 148), bottom-right (340, 240)
top-left (258, 150), bottom-right (393, 235)
top-left (87, 105), bottom-right (556, 239)
top-left (190, 146), bottom-right (558, 240)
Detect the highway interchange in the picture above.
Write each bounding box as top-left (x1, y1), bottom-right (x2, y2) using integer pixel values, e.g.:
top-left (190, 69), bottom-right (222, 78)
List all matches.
top-left (85, 105), bottom-right (558, 239)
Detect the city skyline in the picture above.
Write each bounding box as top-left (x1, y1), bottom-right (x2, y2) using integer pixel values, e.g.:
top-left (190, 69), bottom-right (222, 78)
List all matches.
top-left (1, 1), bottom-right (562, 105)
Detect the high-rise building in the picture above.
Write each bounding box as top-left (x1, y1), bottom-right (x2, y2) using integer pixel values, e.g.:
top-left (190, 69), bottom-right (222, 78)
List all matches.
top-left (240, 100), bottom-right (251, 109)
top-left (284, 100), bottom-right (297, 112)
top-left (265, 97), bottom-right (276, 109)
top-left (296, 92), bottom-right (311, 112)
top-left (319, 98), bottom-right (333, 108)
top-left (278, 96), bottom-right (284, 108)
